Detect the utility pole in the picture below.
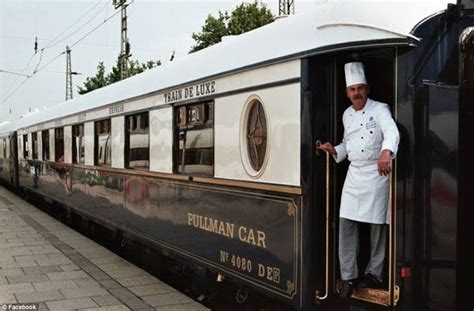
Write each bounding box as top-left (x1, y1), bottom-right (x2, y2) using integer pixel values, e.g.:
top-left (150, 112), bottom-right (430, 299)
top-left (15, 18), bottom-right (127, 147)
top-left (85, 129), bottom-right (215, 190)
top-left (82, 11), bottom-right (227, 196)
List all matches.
top-left (279, 0), bottom-right (295, 15)
top-left (113, 0), bottom-right (131, 80)
top-left (65, 46), bottom-right (73, 101)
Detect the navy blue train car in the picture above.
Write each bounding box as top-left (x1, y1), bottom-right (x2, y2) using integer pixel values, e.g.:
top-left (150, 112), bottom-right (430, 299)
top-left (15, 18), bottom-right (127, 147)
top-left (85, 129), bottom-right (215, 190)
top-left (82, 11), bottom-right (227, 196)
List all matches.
top-left (1, 1), bottom-right (473, 310)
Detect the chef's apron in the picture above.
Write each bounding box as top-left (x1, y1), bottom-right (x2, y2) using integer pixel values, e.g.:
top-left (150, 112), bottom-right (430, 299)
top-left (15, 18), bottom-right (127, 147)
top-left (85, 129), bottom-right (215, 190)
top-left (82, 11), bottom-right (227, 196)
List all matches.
top-left (340, 161), bottom-right (388, 224)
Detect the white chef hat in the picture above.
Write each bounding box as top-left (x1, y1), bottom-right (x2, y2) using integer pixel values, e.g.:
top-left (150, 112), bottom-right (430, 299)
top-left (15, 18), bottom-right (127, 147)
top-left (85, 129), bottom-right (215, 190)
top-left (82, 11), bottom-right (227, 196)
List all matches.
top-left (344, 62), bottom-right (367, 87)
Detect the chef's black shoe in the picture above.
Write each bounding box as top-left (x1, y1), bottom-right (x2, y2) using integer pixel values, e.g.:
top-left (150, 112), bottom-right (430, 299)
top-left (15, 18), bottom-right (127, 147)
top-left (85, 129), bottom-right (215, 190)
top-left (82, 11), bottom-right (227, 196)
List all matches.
top-left (357, 273), bottom-right (383, 289)
top-left (339, 280), bottom-right (355, 299)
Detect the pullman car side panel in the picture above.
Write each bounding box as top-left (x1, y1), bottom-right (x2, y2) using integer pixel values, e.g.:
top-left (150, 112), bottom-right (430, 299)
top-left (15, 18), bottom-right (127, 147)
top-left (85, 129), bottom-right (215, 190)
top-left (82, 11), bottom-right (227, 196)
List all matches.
top-left (37, 131), bottom-right (43, 161)
top-left (14, 60), bottom-right (305, 304)
top-left (85, 122), bottom-right (95, 166)
top-left (16, 161), bottom-right (301, 302)
top-left (215, 83), bottom-right (301, 186)
top-left (111, 116), bottom-right (125, 169)
top-left (27, 133), bottom-right (32, 160)
top-left (17, 135), bottom-right (23, 161)
top-left (149, 107), bottom-right (173, 173)
top-left (216, 60), bottom-right (300, 96)
top-left (64, 126), bottom-right (72, 164)
top-left (49, 128), bottom-right (55, 162)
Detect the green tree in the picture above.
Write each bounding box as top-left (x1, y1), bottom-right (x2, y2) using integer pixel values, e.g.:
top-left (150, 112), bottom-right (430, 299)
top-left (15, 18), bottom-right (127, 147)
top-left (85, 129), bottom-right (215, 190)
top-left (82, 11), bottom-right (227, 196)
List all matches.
top-left (190, 1), bottom-right (274, 53)
top-left (78, 58), bottom-right (161, 95)
top-left (77, 62), bottom-right (107, 95)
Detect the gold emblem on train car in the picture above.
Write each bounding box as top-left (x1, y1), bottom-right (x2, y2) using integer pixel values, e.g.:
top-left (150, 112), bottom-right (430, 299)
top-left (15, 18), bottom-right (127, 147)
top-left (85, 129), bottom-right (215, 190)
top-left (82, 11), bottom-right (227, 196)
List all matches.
top-left (286, 281), bottom-right (295, 295)
top-left (246, 99), bottom-right (267, 172)
top-left (287, 204), bottom-right (296, 217)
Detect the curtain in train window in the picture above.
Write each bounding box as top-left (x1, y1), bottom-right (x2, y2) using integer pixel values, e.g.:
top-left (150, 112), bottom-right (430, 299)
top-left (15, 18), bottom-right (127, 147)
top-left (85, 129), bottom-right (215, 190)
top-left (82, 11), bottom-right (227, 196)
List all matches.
top-left (175, 101), bottom-right (214, 176)
top-left (23, 134), bottom-right (28, 159)
top-left (31, 132), bottom-right (38, 159)
top-left (72, 124), bottom-right (85, 164)
top-left (125, 112), bottom-right (149, 170)
top-left (5, 138), bottom-right (9, 159)
top-left (95, 119), bottom-right (111, 166)
top-left (42, 130), bottom-right (50, 160)
top-left (8, 136), bottom-right (14, 159)
top-left (55, 128), bottom-right (64, 162)
top-left (1, 138), bottom-right (5, 159)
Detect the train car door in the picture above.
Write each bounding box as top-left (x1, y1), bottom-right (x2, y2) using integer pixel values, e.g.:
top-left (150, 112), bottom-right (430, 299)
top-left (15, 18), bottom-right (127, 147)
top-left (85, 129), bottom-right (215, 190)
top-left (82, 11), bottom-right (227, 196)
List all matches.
top-left (310, 47), bottom-right (400, 309)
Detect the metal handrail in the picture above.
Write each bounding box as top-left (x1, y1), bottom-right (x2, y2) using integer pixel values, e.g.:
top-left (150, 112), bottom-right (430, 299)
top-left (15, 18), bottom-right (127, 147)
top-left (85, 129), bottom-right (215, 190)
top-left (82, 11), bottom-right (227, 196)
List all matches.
top-left (316, 141), bottom-right (330, 301)
top-left (388, 161), bottom-right (396, 305)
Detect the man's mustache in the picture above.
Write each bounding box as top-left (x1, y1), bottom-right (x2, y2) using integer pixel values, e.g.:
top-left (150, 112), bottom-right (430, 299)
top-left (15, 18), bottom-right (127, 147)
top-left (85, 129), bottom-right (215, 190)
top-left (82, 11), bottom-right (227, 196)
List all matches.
top-left (352, 95), bottom-right (363, 100)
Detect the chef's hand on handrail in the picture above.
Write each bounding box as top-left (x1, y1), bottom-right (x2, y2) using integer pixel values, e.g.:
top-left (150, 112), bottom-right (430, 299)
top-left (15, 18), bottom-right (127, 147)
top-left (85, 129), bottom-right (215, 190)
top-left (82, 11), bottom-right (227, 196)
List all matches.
top-left (317, 142), bottom-right (337, 155)
top-left (378, 149), bottom-right (392, 176)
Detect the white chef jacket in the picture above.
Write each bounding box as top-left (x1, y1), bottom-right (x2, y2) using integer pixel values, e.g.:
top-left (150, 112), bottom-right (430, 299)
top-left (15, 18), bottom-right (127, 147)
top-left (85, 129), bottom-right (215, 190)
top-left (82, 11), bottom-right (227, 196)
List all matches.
top-left (333, 98), bottom-right (400, 224)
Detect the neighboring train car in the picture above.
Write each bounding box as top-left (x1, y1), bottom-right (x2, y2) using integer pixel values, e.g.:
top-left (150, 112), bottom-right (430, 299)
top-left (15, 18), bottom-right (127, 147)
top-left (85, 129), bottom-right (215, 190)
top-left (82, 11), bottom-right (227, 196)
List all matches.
top-left (1, 1), bottom-right (473, 310)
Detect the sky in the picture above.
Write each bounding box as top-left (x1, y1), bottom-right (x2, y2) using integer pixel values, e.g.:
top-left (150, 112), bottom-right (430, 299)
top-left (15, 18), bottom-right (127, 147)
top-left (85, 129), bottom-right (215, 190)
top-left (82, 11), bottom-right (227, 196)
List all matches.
top-left (0, 0), bottom-right (318, 125)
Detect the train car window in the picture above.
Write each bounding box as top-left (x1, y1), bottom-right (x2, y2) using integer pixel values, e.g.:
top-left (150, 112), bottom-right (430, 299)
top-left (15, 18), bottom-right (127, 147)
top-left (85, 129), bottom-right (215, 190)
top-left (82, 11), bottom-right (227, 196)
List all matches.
top-left (31, 132), bottom-right (38, 160)
top-left (174, 101), bottom-right (214, 176)
top-left (42, 130), bottom-right (50, 160)
top-left (125, 112), bottom-right (149, 170)
top-left (72, 124), bottom-right (85, 164)
top-left (95, 119), bottom-right (111, 166)
top-left (55, 128), bottom-right (64, 162)
top-left (23, 134), bottom-right (29, 159)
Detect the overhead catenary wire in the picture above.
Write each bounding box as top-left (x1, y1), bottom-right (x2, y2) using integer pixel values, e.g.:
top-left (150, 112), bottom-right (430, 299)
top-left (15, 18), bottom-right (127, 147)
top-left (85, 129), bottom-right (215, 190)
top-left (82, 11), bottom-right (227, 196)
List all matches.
top-left (32, 49), bottom-right (44, 74)
top-left (42, 1), bottom-right (109, 50)
top-left (0, 78), bottom-right (30, 106)
top-left (70, 2), bottom-right (128, 50)
top-left (35, 50), bottom-right (64, 74)
top-left (0, 70), bottom-right (32, 78)
top-left (1, 1), bottom-right (133, 106)
top-left (37, 1), bottom-right (130, 74)
top-left (0, 52), bottom-right (38, 101)
top-left (1, 1), bottom-right (106, 102)
top-left (42, 0), bottom-right (104, 50)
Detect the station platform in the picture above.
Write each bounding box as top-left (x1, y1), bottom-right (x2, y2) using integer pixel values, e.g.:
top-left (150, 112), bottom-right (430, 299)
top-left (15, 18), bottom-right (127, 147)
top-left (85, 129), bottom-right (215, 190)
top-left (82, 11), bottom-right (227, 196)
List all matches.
top-left (0, 186), bottom-right (209, 311)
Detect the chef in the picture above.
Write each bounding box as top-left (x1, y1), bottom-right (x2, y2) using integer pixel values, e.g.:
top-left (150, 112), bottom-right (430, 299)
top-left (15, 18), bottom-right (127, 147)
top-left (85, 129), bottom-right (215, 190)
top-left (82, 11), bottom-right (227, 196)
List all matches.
top-left (318, 62), bottom-right (400, 298)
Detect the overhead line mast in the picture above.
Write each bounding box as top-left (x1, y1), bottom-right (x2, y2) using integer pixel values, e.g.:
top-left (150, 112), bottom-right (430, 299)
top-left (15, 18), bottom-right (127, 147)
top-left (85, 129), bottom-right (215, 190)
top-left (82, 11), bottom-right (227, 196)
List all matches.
top-left (65, 46), bottom-right (80, 101)
top-left (113, 0), bottom-right (131, 80)
top-left (66, 46), bottom-right (73, 100)
top-left (278, 0), bottom-right (295, 15)
top-left (279, 0), bottom-right (295, 15)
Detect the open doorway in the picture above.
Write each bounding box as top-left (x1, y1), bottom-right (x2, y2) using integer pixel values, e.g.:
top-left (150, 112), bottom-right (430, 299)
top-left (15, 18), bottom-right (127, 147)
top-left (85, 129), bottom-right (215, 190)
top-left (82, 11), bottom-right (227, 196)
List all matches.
top-left (311, 47), bottom-right (398, 306)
